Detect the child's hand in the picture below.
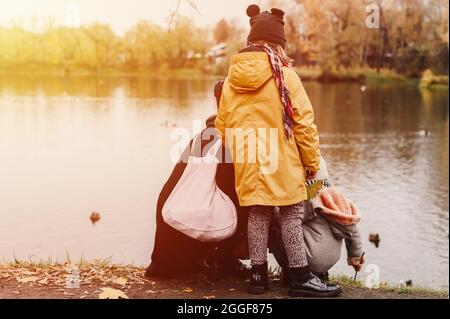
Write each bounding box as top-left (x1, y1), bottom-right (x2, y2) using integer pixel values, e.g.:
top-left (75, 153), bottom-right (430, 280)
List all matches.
top-left (305, 170), bottom-right (317, 180)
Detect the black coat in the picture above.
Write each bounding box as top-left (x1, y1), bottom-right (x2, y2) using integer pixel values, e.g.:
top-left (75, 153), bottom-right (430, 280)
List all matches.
top-left (146, 128), bottom-right (248, 278)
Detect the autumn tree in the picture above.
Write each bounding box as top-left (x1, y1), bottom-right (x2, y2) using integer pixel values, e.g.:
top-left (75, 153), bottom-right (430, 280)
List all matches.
top-left (278, 0), bottom-right (450, 75)
top-left (164, 17), bottom-right (209, 69)
top-left (82, 23), bottom-right (118, 71)
top-left (123, 21), bottom-right (166, 70)
top-left (214, 19), bottom-right (230, 43)
top-left (0, 0), bottom-right (447, 77)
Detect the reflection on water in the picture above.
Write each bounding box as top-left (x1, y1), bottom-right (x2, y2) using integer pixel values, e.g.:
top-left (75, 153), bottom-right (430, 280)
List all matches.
top-left (0, 75), bottom-right (448, 289)
top-left (0, 75), bottom-right (211, 103)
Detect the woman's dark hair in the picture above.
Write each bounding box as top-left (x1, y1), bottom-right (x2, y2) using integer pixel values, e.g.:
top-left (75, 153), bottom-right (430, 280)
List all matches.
top-left (214, 80), bottom-right (224, 109)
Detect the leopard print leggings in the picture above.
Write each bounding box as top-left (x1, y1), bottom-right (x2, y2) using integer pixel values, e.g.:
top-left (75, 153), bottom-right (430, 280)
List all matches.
top-left (248, 202), bottom-right (308, 268)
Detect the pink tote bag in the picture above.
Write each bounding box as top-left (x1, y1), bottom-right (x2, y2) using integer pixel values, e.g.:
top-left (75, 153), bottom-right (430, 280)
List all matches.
top-left (162, 135), bottom-right (237, 242)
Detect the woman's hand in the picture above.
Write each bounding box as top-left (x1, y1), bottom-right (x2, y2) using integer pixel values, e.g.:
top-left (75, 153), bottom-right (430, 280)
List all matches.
top-left (349, 255), bottom-right (366, 272)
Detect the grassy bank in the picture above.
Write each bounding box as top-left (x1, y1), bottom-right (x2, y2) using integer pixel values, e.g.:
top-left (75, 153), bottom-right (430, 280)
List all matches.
top-left (420, 69), bottom-right (450, 90)
top-left (0, 261), bottom-right (447, 299)
top-left (297, 67), bottom-right (450, 90)
top-left (295, 67), bottom-right (421, 85)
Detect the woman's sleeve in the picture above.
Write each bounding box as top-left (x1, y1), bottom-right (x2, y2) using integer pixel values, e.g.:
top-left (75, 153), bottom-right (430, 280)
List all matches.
top-left (345, 225), bottom-right (364, 258)
top-left (291, 78), bottom-right (321, 172)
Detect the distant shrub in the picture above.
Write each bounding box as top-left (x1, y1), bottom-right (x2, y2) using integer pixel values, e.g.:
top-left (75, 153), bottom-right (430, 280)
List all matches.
top-left (394, 46), bottom-right (428, 78)
top-left (427, 42), bottom-right (449, 75)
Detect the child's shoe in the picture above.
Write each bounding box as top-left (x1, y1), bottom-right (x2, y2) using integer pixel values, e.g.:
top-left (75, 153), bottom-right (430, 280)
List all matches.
top-left (248, 263), bottom-right (269, 294)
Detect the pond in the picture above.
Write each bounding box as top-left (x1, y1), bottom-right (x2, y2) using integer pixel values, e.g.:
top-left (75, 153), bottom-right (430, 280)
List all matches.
top-left (0, 75), bottom-right (448, 289)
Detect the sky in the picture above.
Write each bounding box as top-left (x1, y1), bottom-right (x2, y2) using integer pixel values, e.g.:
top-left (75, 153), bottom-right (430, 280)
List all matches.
top-left (0, 0), bottom-right (263, 34)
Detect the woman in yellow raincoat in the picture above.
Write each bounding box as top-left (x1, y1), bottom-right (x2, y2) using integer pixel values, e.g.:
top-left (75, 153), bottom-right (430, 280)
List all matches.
top-left (215, 4), bottom-right (341, 297)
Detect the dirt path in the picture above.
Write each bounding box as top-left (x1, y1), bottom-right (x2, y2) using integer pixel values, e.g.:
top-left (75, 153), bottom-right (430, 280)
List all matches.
top-left (0, 263), bottom-right (447, 299)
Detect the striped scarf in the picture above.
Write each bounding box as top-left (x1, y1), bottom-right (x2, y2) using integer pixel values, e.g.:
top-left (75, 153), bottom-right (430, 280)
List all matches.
top-left (250, 43), bottom-right (295, 141)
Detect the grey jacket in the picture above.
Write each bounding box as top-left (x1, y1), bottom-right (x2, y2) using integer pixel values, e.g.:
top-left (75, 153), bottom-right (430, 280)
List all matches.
top-left (303, 200), bottom-right (363, 272)
top-left (269, 201), bottom-right (363, 273)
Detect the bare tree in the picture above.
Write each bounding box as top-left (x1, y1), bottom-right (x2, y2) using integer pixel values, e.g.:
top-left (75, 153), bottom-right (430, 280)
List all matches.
top-left (168, 0), bottom-right (198, 30)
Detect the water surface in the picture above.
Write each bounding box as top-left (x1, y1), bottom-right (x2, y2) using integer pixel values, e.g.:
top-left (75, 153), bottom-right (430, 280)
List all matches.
top-left (0, 75), bottom-right (448, 289)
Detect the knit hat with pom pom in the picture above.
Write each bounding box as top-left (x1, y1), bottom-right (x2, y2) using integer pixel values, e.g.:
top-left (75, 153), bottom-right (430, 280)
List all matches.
top-left (246, 4), bottom-right (287, 49)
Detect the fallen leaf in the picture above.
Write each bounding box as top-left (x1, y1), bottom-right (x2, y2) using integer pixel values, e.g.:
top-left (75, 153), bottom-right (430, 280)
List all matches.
top-left (112, 277), bottom-right (127, 286)
top-left (12, 291), bottom-right (20, 294)
top-left (38, 278), bottom-right (49, 285)
top-left (145, 290), bottom-right (158, 294)
top-left (21, 270), bottom-right (34, 276)
top-left (182, 288), bottom-right (193, 293)
top-left (98, 287), bottom-right (129, 299)
top-left (203, 296), bottom-right (216, 299)
top-left (17, 276), bottom-right (39, 283)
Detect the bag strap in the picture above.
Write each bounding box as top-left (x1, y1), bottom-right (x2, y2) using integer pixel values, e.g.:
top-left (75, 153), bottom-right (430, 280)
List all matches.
top-left (205, 137), bottom-right (222, 158)
top-left (190, 134), bottom-right (201, 157)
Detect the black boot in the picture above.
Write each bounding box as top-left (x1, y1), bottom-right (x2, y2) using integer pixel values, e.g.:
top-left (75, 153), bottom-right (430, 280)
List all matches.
top-left (248, 263), bottom-right (269, 295)
top-left (280, 267), bottom-right (291, 287)
top-left (289, 267), bottom-right (341, 298)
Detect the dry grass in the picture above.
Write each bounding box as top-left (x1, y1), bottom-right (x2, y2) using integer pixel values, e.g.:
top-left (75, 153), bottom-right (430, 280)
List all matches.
top-left (0, 258), bottom-right (147, 289)
top-left (1, 259), bottom-right (447, 299)
top-left (330, 275), bottom-right (449, 298)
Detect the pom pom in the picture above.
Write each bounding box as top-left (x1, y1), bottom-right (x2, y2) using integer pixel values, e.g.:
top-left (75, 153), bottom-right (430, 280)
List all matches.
top-left (247, 4), bottom-right (260, 17)
top-left (271, 8), bottom-right (285, 17)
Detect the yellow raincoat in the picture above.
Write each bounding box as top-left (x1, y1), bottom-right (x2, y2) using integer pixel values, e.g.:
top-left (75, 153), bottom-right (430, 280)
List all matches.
top-left (215, 51), bottom-right (321, 207)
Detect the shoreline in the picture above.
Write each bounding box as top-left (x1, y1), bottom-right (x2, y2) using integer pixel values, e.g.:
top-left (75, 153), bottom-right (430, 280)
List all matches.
top-left (0, 261), bottom-right (447, 299)
top-left (0, 67), bottom-right (448, 90)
